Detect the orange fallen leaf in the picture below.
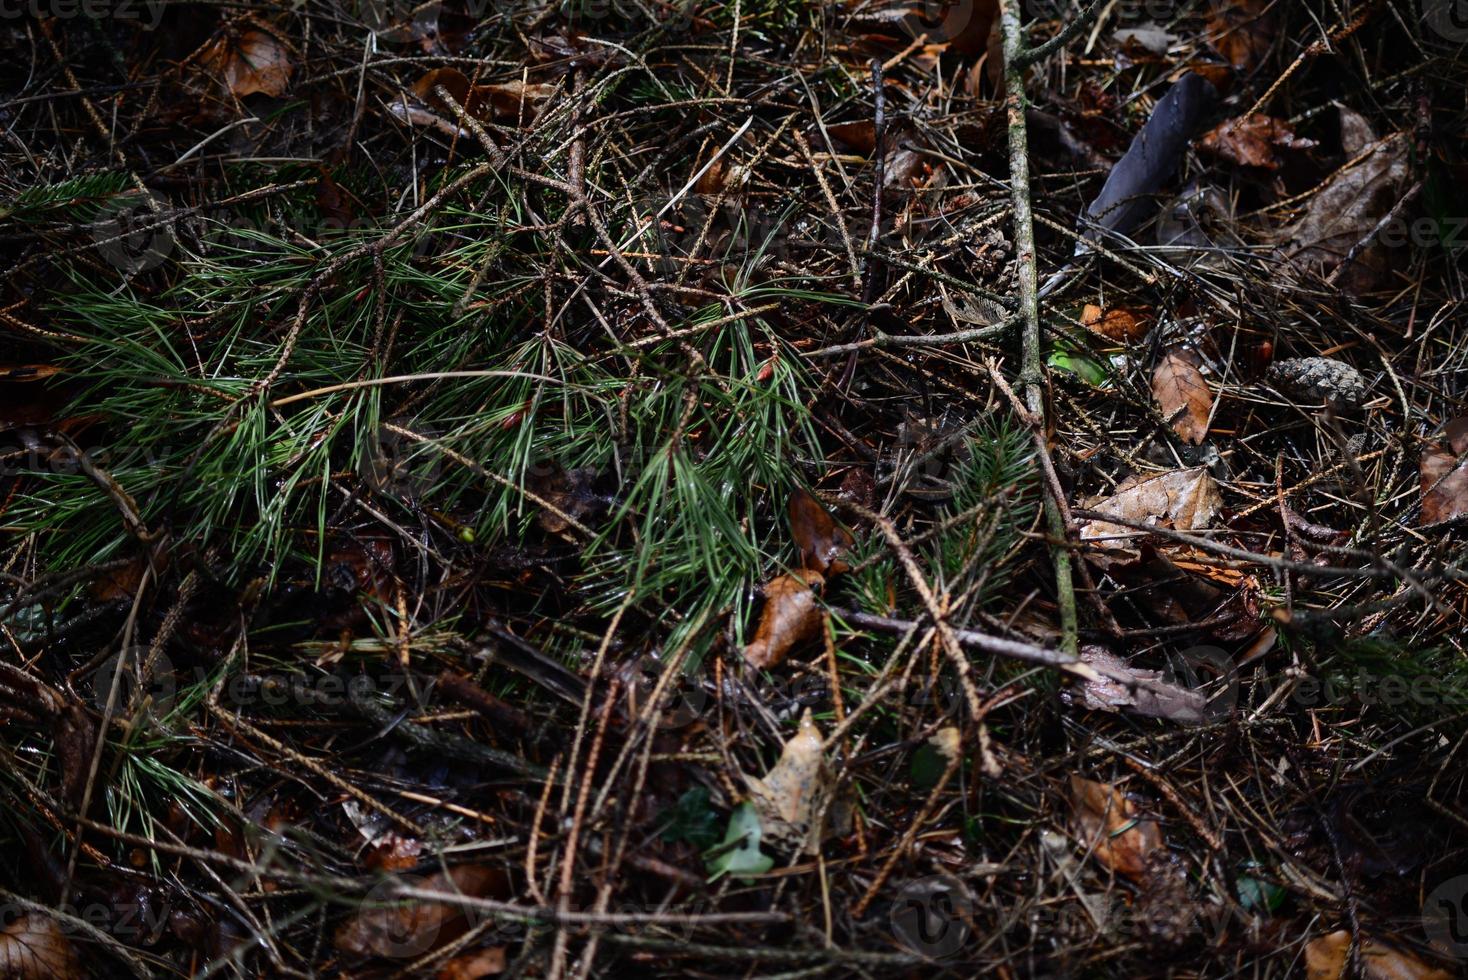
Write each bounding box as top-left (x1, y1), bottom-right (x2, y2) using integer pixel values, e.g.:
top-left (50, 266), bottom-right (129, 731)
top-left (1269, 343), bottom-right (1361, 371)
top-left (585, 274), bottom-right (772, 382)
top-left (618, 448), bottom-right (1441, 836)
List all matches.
top-left (1067, 775), bottom-right (1162, 879)
top-left (1420, 447), bottom-right (1468, 525)
top-left (437, 946), bottom-right (507, 979)
top-left (411, 69), bottom-right (554, 125)
top-left (1080, 304), bottom-right (1152, 342)
top-left (1305, 930), bottom-right (1453, 980)
top-left (743, 569), bottom-right (825, 669)
top-left (197, 26), bottom-right (295, 98)
top-left (1153, 347), bottom-right (1212, 444)
top-left (788, 489), bottom-right (853, 575)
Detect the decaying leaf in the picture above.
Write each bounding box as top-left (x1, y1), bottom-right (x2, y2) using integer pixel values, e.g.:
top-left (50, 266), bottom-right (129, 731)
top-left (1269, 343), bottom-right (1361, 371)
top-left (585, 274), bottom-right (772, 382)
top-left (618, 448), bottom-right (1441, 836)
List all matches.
top-left (743, 569), bottom-right (825, 669)
top-left (1305, 930), bottom-right (1453, 980)
top-left (335, 865), bottom-right (506, 960)
top-left (437, 947), bottom-right (507, 979)
top-left (747, 710), bottom-right (851, 853)
top-left (1420, 447), bottom-right (1468, 526)
top-left (1207, 0), bottom-right (1275, 71)
top-left (1078, 468), bottom-right (1223, 568)
top-left (1080, 305), bottom-right (1152, 342)
top-left (1278, 134), bottom-right (1410, 290)
top-left (1200, 114), bottom-right (1316, 170)
top-left (1064, 646), bottom-right (1209, 723)
top-left (0, 914), bottom-right (81, 979)
top-left (1152, 347), bottom-right (1212, 444)
top-left (1067, 776), bottom-right (1162, 879)
top-left (788, 489), bottom-right (853, 575)
top-left (197, 26), bottom-right (295, 98)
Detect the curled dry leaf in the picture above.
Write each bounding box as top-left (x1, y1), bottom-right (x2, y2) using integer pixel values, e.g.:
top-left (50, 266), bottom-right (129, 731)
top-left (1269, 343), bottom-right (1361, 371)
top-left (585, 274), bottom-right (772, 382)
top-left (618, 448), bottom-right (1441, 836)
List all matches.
top-left (1304, 930), bottom-right (1453, 980)
top-left (0, 914), bottom-right (81, 979)
top-left (1067, 775), bottom-right (1162, 879)
top-left (197, 26), bottom-right (295, 98)
top-left (788, 489), bottom-right (853, 575)
top-left (1080, 304), bottom-right (1152, 342)
top-left (1078, 468), bottom-right (1223, 569)
top-left (1200, 114), bottom-right (1316, 170)
top-left (743, 569), bottom-right (825, 669)
top-left (747, 710), bottom-right (851, 853)
top-left (1277, 134), bottom-right (1410, 290)
top-left (1420, 447), bottom-right (1468, 526)
top-left (1152, 347), bottom-right (1212, 444)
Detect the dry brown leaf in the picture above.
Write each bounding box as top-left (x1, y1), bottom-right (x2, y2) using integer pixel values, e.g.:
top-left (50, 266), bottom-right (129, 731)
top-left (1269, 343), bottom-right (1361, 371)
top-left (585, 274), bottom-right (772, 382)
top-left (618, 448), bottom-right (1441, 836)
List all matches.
top-left (825, 120), bottom-right (876, 155)
top-left (1152, 347), bottom-right (1212, 444)
top-left (437, 947), bottom-right (507, 980)
top-left (0, 914), bottom-right (82, 979)
top-left (1078, 468), bottom-right (1222, 568)
top-left (788, 489), bottom-right (853, 575)
top-left (1445, 416), bottom-right (1468, 456)
top-left (747, 709), bottom-right (851, 853)
top-left (1067, 776), bottom-right (1162, 879)
top-left (1278, 134), bottom-right (1410, 290)
top-left (198, 27), bottom-right (295, 98)
top-left (1200, 114), bottom-right (1316, 170)
top-left (411, 70), bottom-right (554, 126)
top-left (1080, 304), bottom-right (1152, 342)
top-left (1420, 447), bottom-right (1468, 525)
top-left (1305, 930), bottom-right (1453, 980)
top-left (335, 865), bottom-right (506, 960)
top-left (1207, 0), bottom-right (1275, 70)
top-left (743, 569), bottom-right (825, 669)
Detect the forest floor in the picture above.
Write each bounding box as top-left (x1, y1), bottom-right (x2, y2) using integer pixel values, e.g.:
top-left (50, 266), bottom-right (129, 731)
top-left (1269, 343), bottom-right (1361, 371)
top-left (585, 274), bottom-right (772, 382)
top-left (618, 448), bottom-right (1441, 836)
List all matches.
top-left (1, 0), bottom-right (1467, 977)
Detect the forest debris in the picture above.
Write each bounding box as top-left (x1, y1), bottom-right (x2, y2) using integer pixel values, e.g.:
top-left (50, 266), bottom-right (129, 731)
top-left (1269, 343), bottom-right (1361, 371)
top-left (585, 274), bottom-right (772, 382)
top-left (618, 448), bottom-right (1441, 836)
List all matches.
top-left (1064, 646), bottom-right (1208, 723)
top-left (1266, 357), bottom-right (1368, 407)
top-left (410, 69), bottom-right (554, 124)
top-left (196, 25), bottom-right (295, 98)
top-left (747, 710), bottom-right (850, 853)
top-left (1152, 347), bottom-right (1212, 444)
top-left (788, 489), bottom-right (853, 575)
top-left (1420, 447), bottom-right (1468, 525)
top-left (1278, 134), bottom-right (1410, 289)
top-left (1207, 0), bottom-right (1275, 70)
top-left (1081, 305), bottom-right (1152, 342)
top-left (1304, 930), bottom-right (1452, 980)
top-left (1200, 114), bottom-right (1316, 169)
top-left (743, 570), bottom-right (825, 669)
top-left (335, 865), bottom-right (507, 960)
top-left (437, 947), bottom-right (507, 979)
top-left (0, 915), bottom-right (81, 979)
top-left (1067, 776), bottom-right (1163, 879)
top-left (1077, 469), bottom-right (1223, 568)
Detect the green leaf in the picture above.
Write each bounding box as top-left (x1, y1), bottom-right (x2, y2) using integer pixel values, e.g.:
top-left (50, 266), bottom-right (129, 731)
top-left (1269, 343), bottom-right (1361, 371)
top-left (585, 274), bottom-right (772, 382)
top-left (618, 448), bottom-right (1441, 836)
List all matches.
top-left (1236, 864), bottom-right (1284, 913)
top-left (660, 786), bottom-right (721, 850)
top-left (705, 803), bottom-right (774, 882)
top-left (1048, 342), bottom-right (1112, 387)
